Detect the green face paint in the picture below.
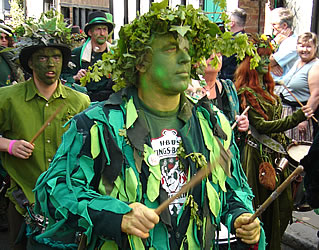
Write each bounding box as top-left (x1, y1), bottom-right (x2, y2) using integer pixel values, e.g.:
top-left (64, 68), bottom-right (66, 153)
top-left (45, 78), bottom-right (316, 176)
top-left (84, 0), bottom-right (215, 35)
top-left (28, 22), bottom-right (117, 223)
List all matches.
top-left (143, 33), bottom-right (191, 95)
top-left (30, 47), bottom-right (63, 86)
top-left (256, 55), bottom-right (270, 75)
top-left (90, 25), bottom-right (108, 45)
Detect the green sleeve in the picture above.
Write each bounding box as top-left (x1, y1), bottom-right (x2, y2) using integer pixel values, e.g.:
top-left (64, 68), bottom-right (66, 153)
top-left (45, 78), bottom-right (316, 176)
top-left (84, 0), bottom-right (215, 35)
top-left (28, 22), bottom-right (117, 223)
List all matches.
top-left (34, 112), bottom-right (131, 246)
top-left (248, 107), bottom-right (306, 134)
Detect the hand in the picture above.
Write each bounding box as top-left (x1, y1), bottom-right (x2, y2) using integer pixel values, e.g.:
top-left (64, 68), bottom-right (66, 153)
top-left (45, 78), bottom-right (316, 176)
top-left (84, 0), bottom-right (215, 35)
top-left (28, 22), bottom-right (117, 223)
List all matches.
top-left (10, 140), bottom-right (34, 159)
top-left (73, 69), bottom-right (87, 81)
top-left (274, 28), bottom-right (292, 44)
top-left (234, 213), bottom-right (260, 245)
top-left (271, 64), bottom-right (283, 76)
top-left (301, 105), bottom-right (314, 119)
top-left (298, 121), bottom-right (308, 134)
top-left (121, 202), bottom-right (159, 239)
top-left (235, 114), bottom-right (249, 132)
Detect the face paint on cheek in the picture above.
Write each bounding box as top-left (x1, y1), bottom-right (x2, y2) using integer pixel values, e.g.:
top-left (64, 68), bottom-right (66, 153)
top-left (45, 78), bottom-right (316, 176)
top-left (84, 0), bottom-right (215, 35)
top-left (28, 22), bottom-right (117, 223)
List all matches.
top-left (31, 48), bottom-right (63, 86)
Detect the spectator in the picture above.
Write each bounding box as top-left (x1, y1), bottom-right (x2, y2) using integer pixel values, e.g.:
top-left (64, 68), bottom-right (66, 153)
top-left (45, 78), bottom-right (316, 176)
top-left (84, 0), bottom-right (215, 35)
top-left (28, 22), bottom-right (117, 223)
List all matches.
top-left (269, 7), bottom-right (299, 82)
top-left (0, 23), bottom-right (24, 86)
top-left (33, 4), bottom-right (263, 249)
top-left (235, 33), bottom-right (313, 250)
top-left (280, 32), bottom-right (319, 141)
top-left (70, 25), bottom-right (86, 50)
top-left (219, 8), bottom-right (247, 81)
top-left (0, 11), bottom-right (90, 249)
top-left (61, 11), bottom-right (115, 101)
top-left (187, 53), bottom-right (249, 133)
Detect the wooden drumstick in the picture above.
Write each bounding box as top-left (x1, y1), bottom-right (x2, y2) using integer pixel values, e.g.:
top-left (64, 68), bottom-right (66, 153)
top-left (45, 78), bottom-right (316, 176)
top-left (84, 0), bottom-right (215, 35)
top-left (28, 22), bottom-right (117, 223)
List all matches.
top-left (155, 144), bottom-right (230, 215)
top-left (231, 106), bottom-right (250, 130)
top-left (155, 163), bottom-right (213, 215)
top-left (248, 165), bottom-right (304, 223)
top-left (29, 103), bottom-right (65, 144)
top-left (278, 81), bottom-right (318, 123)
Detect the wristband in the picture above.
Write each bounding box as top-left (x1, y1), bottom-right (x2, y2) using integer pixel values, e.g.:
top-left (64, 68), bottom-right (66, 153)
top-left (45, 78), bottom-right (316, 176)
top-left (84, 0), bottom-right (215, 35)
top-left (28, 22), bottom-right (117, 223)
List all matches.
top-left (8, 140), bottom-right (17, 155)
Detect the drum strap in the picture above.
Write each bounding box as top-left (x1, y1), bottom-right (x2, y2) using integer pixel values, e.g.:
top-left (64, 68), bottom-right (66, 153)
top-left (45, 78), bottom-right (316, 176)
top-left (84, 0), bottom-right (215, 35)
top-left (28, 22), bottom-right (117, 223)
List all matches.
top-left (250, 126), bottom-right (287, 154)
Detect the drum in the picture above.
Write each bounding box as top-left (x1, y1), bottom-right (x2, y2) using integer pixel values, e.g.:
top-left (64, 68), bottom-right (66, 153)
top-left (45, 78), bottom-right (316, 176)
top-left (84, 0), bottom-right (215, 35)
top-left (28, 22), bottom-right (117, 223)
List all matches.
top-left (286, 141), bottom-right (312, 211)
top-left (286, 141), bottom-right (312, 169)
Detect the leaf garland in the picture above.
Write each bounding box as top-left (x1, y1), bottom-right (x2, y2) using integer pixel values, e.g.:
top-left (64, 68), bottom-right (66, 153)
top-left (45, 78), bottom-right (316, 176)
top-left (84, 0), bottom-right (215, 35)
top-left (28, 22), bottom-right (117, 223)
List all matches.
top-left (11, 10), bottom-right (72, 61)
top-left (81, 0), bottom-right (260, 91)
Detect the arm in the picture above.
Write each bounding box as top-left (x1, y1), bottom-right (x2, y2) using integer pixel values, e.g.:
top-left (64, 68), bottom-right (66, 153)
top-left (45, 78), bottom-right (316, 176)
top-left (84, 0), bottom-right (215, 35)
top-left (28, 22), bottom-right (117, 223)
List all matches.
top-left (306, 63), bottom-right (319, 112)
top-left (34, 112), bottom-right (157, 246)
top-left (248, 106), bottom-right (307, 134)
top-left (222, 188), bottom-right (260, 245)
top-left (0, 137), bottom-right (34, 159)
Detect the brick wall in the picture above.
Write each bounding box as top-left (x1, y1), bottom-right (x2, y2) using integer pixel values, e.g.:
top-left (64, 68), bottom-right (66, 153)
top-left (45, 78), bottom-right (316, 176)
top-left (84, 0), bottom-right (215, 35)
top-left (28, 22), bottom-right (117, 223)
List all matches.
top-left (238, 0), bottom-right (271, 34)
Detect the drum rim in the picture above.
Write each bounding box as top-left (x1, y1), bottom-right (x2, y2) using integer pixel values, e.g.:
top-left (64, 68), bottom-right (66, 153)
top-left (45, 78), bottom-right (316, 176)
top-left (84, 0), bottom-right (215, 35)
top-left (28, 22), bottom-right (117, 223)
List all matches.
top-left (287, 141), bottom-right (312, 169)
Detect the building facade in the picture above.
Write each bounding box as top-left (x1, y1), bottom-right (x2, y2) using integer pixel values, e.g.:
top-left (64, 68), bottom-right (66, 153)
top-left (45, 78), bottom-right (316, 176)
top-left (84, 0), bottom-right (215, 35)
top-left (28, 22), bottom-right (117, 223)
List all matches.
top-left (3, 0), bottom-right (319, 39)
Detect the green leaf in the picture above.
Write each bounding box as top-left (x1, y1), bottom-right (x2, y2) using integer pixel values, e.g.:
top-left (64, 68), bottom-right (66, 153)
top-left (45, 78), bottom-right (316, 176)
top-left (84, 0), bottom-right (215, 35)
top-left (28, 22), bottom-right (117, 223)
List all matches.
top-left (170, 25), bottom-right (191, 37)
top-left (150, 0), bottom-right (168, 12)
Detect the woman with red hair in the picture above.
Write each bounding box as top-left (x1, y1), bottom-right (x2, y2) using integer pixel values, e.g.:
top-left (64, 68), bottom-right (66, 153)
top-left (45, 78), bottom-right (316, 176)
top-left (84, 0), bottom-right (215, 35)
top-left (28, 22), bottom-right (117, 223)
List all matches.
top-left (234, 34), bottom-right (313, 250)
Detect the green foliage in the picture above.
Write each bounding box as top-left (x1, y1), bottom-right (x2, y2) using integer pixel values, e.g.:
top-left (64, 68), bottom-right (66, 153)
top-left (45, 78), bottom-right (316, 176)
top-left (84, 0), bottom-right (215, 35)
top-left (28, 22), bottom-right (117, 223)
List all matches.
top-left (83, 0), bottom-right (259, 91)
top-left (14, 10), bottom-right (72, 46)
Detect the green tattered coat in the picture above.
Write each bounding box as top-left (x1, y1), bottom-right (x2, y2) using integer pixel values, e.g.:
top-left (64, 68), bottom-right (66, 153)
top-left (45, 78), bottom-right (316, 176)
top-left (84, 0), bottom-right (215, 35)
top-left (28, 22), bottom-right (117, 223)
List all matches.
top-left (34, 87), bottom-right (265, 249)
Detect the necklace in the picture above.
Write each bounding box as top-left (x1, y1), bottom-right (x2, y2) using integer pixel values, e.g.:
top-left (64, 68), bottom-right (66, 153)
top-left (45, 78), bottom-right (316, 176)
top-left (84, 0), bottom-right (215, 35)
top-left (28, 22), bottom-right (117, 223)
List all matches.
top-left (203, 84), bottom-right (215, 96)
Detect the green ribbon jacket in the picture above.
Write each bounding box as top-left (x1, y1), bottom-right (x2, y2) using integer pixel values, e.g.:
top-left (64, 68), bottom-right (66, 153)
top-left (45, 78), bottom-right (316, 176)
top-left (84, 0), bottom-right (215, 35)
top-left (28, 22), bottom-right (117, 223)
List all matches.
top-left (34, 87), bottom-right (265, 249)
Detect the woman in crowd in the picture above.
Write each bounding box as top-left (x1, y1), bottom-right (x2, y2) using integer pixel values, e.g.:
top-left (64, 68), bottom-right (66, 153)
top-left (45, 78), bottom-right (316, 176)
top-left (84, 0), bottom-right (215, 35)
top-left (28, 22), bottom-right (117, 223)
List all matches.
top-left (186, 53), bottom-right (249, 133)
top-left (234, 34), bottom-right (313, 250)
top-left (280, 32), bottom-right (319, 141)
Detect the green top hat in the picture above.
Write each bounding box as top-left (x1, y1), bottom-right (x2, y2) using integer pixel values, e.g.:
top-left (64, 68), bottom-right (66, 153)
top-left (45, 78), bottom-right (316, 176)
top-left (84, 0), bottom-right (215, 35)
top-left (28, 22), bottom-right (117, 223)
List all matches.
top-left (84, 11), bottom-right (114, 36)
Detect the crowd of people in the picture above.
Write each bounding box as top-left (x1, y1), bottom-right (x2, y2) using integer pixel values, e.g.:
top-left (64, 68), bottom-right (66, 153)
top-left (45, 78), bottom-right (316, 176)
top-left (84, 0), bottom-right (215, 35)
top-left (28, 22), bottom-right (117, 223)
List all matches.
top-left (0, 2), bottom-right (318, 250)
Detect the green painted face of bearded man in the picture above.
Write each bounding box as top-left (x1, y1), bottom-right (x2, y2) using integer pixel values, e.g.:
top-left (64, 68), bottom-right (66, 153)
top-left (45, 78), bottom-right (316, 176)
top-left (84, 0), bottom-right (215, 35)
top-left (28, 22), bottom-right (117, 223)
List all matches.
top-left (28, 47), bottom-right (63, 86)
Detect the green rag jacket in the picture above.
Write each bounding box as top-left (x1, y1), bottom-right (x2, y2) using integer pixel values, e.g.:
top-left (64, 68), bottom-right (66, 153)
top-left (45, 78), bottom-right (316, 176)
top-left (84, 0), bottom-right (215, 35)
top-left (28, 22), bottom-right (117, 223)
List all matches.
top-left (34, 87), bottom-right (265, 249)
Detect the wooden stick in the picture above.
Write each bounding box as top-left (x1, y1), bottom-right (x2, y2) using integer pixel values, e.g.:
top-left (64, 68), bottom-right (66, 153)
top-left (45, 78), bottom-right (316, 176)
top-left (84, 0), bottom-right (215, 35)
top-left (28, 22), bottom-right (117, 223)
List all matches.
top-left (154, 163), bottom-right (212, 215)
top-left (248, 165), bottom-right (304, 223)
top-left (280, 83), bottom-right (318, 123)
top-left (29, 103), bottom-right (65, 144)
top-left (155, 146), bottom-right (230, 215)
top-left (231, 106), bottom-right (250, 130)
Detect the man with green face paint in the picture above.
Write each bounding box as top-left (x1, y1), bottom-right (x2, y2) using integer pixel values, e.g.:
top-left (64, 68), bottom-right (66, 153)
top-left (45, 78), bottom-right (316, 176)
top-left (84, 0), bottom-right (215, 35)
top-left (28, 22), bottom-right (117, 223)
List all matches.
top-left (33, 3), bottom-right (265, 250)
top-left (61, 11), bottom-right (115, 102)
top-left (0, 16), bottom-right (90, 249)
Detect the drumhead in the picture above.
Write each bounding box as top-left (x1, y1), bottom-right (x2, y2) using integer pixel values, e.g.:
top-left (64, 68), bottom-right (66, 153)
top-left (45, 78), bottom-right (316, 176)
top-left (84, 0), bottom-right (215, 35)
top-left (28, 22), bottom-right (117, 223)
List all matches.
top-left (287, 141), bottom-right (312, 168)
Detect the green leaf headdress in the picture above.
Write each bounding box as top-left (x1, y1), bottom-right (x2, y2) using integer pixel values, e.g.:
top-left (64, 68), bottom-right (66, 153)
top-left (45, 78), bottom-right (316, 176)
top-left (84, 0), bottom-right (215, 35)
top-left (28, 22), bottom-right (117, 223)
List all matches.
top-left (13, 10), bottom-right (73, 73)
top-left (82, 0), bottom-right (259, 91)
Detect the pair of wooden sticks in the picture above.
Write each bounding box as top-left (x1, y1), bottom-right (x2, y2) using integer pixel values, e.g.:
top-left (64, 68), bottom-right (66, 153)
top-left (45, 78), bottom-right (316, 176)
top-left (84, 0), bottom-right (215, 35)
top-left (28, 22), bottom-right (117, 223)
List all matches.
top-left (35, 103), bottom-right (298, 226)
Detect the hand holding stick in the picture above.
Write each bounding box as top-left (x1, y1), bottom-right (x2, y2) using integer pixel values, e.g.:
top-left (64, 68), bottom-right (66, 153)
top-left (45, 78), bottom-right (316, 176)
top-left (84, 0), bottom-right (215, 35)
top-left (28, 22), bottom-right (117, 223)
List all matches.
top-left (248, 165), bottom-right (304, 223)
top-left (278, 81), bottom-right (318, 123)
top-left (232, 106), bottom-right (250, 130)
top-left (29, 103), bottom-right (65, 144)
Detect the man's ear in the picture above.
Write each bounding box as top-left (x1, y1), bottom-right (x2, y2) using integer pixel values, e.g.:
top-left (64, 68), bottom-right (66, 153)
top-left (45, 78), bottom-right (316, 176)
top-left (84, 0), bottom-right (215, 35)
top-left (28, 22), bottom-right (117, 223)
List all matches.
top-left (136, 53), bottom-right (152, 73)
top-left (28, 58), bottom-right (33, 70)
top-left (88, 28), bottom-right (92, 37)
top-left (282, 22), bottom-right (288, 29)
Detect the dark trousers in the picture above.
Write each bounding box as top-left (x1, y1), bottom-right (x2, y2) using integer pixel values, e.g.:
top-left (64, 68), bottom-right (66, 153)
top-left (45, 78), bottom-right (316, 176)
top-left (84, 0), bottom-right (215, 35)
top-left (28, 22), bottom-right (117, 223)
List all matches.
top-left (8, 202), bottom-right (27, 250)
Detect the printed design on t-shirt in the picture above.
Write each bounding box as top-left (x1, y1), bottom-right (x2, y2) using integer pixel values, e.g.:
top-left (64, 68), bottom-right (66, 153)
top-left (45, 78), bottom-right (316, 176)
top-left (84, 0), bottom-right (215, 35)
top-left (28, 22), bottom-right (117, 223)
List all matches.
top-left (151, 129), bottom-right (187, 216)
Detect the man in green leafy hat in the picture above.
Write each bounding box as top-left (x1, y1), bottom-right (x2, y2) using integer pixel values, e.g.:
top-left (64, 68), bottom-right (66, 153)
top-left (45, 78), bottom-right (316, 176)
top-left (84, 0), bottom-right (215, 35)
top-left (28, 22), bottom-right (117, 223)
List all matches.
top-left (0, 11), bottom-right (90, 249)
top-left (33, 2), bottom-right (265, 249)
top-left (61, 11), bottom-right (115, 102)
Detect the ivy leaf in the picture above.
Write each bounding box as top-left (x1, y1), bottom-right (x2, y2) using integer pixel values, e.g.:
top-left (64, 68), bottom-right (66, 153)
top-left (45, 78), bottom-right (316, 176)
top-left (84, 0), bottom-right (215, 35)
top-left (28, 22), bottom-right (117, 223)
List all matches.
top-left (150, 0), bottom-right (168, 12)
top-left (170, 25), bottom-right (191, 37)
